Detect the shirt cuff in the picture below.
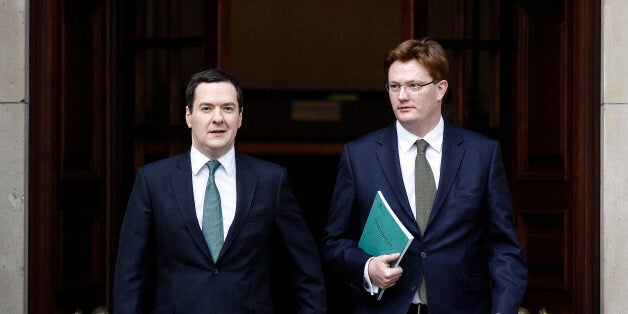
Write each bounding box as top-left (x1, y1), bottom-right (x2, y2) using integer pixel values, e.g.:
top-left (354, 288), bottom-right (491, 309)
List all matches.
top-left (363, 257), bottom-right (380, 295)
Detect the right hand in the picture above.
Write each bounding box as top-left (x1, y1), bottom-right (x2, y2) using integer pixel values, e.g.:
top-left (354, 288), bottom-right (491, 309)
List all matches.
top-left (367, 253), bottom-right (403, 289)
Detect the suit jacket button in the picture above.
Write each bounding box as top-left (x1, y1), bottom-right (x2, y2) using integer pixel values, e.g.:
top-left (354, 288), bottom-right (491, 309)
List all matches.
top-left (213, 269), bottom-right (219, 275)
top-left (420, 252), bottom-right (427, 259)
top-left (411, 287), bottom-right (417, 292)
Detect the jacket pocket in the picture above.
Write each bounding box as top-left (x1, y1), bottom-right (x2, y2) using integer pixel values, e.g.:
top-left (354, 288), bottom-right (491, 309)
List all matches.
top-left (454, 184), bottom-right (486, 199)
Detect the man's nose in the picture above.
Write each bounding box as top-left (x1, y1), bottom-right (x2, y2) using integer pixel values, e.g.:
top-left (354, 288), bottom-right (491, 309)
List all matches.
top-left (397, 86), bottom-right (410, 100)
top-left (211, 110), bottom-right (224, 123)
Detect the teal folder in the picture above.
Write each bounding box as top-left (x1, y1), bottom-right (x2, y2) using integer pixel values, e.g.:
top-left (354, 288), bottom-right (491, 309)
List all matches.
top-left (358, 191), bottom-right (414, 300)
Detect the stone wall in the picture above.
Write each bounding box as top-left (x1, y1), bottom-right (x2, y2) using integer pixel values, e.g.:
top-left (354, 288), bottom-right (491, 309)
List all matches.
top-left (602, 0), bottom-right (628, 312)
top-left (0, 0), bottom-right (27, 313)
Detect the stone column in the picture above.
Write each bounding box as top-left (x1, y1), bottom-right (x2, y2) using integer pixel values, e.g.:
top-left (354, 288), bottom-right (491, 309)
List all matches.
top-left (0, 0), bottom-right (27, 313)
top-left (602, 0), bottom-right (628, 312)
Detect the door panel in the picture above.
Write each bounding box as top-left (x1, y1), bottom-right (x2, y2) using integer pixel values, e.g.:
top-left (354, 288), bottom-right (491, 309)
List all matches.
top-left (29, 0), bottom-right (112, 312)
top-left (511, 0), bottom-right (600, 313)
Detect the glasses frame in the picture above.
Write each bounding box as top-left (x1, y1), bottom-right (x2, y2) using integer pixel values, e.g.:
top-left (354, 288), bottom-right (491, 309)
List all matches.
top-left (385, 81), bottom-right (438, 93)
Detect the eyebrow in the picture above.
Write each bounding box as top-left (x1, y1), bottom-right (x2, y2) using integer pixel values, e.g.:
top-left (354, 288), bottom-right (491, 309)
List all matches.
top-left (388, 80), bottom-right (429, 84)
top-left (197, 102), bottom-right (237, 107)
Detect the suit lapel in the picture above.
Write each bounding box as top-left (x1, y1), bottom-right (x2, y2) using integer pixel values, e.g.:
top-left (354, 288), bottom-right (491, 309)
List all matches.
top-left (220, 153), bottom-right (257, 257)
top-left (430, 123), bottom-right (465, 226)
top-left (171, 152), bottom-right (214, 262)
top-left (374, 125), bottom-right (417, 231)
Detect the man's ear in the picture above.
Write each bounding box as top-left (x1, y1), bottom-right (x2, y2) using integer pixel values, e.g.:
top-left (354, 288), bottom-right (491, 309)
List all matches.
top-left (238, 106), bottom-right (243, 128)
top-left (185, 106), bottom-right (192, 128)
top-left (436, 80), bottom-right (449, 100)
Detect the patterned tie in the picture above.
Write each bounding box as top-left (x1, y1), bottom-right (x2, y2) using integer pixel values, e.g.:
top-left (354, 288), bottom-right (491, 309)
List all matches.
top-left (415, 139), bottom-right (436, 234)
top-left (415, 139), bottom-right (436, 305)
top-left (202, 160), bottom-right (223, 262)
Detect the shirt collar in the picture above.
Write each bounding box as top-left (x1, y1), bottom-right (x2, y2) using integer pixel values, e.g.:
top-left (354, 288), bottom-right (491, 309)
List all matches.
top-left (190, 145), bottom-right (236, 177)
top-left (396, 117), bottom-right (444, 154)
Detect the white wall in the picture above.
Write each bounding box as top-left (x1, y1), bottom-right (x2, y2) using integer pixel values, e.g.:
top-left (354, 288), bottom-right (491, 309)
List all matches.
top-left (601, 0), bottom-right (628, 313)
top-left (0, 0), bottom-right (27, 313)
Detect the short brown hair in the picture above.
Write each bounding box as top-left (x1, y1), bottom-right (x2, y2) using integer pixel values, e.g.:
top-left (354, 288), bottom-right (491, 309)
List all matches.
top-left (383, 38), bottom-right (449, 82)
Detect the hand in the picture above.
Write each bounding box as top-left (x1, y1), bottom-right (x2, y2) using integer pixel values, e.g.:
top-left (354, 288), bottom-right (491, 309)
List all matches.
top-left (367, 253), bottom-right (403, 289)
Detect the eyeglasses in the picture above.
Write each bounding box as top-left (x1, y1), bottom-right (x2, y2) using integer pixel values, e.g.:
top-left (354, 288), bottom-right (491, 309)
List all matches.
top-left (385, 81), bottom-right (437, 93)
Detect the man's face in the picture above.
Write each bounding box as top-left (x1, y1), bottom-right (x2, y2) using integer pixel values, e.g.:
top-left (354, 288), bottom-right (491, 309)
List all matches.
top-left (387, 59), bottom-right (447, 136)
top-left (185, 82), bottom-right (242, 160)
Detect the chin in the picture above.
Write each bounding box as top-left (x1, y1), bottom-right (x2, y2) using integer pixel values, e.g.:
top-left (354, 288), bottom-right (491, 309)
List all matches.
top-left (207, 144), bottom-right (227, 152)
top-left (397, 115), bottom-right (420, 124)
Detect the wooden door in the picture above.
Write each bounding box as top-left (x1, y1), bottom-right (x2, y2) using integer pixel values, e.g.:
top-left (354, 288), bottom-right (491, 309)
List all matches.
top-left (405, 0), bottom-right (600, 313)
top-left (29, 0), bottom-right (224, 311)
top-left (29, 0), bottom-right (115, 312)
top-left (510, 0), bottom-right (600, 313)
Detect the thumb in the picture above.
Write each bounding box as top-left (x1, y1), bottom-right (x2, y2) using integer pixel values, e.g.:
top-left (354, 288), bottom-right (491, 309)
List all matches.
top-left (383, 253), bottom-right (401, 262)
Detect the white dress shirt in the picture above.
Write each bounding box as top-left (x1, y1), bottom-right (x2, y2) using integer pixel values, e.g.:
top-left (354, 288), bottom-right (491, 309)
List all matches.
top-left (363, 117), bottom-right (444, 303)
top-left (190, 145), bottom-right (237, 239)
top-left (396, 118), bottom-right (443, 215)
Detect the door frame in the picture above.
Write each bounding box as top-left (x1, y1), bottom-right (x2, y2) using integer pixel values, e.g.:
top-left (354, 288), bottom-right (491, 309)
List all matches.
top-left (28, 0), bottom-right (600, 312)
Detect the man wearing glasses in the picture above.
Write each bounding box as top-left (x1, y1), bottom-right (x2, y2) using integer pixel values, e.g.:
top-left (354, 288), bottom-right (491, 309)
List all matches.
top-left (321, 39), bottom-right (527, 313)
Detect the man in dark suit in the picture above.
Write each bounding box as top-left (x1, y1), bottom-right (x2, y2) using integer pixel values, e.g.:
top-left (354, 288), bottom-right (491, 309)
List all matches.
top-left (114, 69), bottom-right (327, 313)
top-left (321, 39), bottom-right (527, 314)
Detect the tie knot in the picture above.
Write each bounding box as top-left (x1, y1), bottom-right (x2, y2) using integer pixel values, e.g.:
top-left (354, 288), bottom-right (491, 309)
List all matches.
top-left (416, 139), bottom-right (429, 153)
top-left (206, 160), bottom-right (221, 174)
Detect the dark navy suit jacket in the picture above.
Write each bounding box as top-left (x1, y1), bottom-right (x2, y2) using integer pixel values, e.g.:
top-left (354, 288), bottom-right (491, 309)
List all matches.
top-left (321, 122), bottom-right (527, 314)
top-left (114, 151), bottom-right (326, 314)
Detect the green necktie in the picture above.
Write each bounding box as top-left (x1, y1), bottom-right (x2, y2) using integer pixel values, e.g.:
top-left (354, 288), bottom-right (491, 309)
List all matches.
top-left (202, 160), bottom-right (223, 262)
top-left (415, 139), bottom-right (436, 304)
top-left (415, 139), bottom-right (436, 234)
